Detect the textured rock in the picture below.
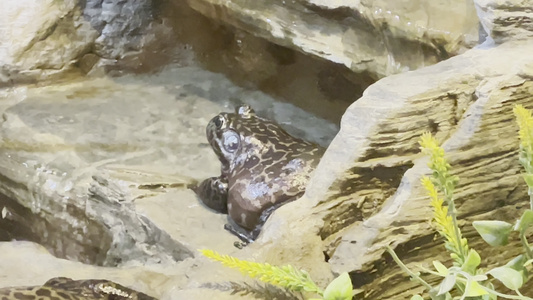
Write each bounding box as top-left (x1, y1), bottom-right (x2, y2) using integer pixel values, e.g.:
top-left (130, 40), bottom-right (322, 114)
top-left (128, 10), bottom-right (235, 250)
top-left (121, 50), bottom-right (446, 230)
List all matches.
top-left (0, 0), bottom-right (98, 85)
top-left (83, 0), bottom-right (155, 59)
top-left (0, 241), bottom-right (250, 300)
top-left (253, 34), bottom-right (533, 300)
top-left (0, 65), bottom-right (337, 297)
top-left (0, 0), bottom-right (185, 86)
top-left (475, 0), bottom-right (533, 42)
top-left (2, 0), bottom-right (532, 298)
top-left (186, 0), bottom-right (480, 78)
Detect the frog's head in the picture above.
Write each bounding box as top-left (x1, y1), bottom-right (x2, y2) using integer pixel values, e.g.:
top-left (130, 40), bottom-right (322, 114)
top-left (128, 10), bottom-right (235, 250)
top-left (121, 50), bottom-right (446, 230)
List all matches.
top-left (206, 105), bottom-right (257, 167)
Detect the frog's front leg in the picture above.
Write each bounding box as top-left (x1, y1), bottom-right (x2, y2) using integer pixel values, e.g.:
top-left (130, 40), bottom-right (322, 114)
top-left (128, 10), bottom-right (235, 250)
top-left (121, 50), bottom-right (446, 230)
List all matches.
top-left (224, 223), bottom-right (255, 244)
top-left (194, 176), bottom-right (228, 214)
top-left (224, 203), bottom-right (287, 245)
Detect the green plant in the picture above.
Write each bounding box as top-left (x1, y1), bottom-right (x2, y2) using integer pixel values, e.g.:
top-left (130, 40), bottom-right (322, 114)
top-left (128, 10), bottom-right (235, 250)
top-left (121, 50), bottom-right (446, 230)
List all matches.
top-left (200, 249), bottom-right (354, 300)
top-left (387, 104), bottom-right (533, 300)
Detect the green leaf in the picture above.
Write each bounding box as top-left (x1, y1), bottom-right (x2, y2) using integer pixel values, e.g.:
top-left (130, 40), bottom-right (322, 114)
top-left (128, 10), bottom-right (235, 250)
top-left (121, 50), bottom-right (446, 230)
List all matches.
top-left (487, 266), bottom-right (524, 290)
top-left (523, 174), bottom-right (533, 188)
top-left (323, 272), bottom-right (353, 300)
top-left (514, 210), bottom-right (533, 233)
top-left (506, 254), bottom-right (526, 271)
top-left (437, 274), bottom-right (456, 295)
top-left (505, 254), bottom-right (529, 285)
top-left (461, 249), bottom-right (481, 274)
top-left (433, 260), bottom-right (448, 275)
top-left (428, 289), bottom-right (452, 300)
top-left (471, 274), bottom-right (488, 281)
top-left (481, 282), bottom-right (497, 300)
top-left (410, 295), bottom-right (424, 300)
top-left (464, 279), bottom-right (488, 297)
top-left (472, 220), bottom-right (513, 246)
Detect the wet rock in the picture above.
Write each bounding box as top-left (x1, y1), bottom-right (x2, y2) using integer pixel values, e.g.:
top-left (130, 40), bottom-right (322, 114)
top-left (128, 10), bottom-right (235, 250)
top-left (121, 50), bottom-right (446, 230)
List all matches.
top-left (0, 65), bottom-right (337, 298)
top-left (83, 0), bottom-right (154, 59)
top-left (2, 0), bottom-right (531, 298)
top-left (0, 241), bottom-right (250, 300)
top-left (185, 0), bottom-right (480, 79)
top-left (0, 65), bottom-right (337, 270)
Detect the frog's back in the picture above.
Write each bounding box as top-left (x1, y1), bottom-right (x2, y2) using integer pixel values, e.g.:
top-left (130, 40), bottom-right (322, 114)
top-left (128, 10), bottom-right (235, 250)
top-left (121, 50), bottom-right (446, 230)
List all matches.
top-left (227, 114), bottom-right (325, 230)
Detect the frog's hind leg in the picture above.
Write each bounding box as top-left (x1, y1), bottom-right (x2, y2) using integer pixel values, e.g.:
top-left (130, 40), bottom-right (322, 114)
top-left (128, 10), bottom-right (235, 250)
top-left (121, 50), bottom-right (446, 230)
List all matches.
top-left (225, 201), bottom-right (289, 245)
top-left (194, 176), bottom-right (229, 214)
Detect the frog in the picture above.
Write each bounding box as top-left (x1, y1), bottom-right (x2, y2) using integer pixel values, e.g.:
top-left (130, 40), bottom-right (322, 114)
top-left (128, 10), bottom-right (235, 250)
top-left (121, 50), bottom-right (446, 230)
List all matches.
top-left (0, 277), bottom-right (157, 300)
top-left (195, 105), bottom-right (325, 243)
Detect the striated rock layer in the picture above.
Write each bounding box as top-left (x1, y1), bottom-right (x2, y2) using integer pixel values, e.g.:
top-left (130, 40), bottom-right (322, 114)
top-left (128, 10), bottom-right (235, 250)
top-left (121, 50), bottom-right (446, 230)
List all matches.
top-left (186, 0), bottom-right (480, 79)
top-left (254, 5), bottom-right (533, 298)
top-left (1, 0), bottom-right (533, 299)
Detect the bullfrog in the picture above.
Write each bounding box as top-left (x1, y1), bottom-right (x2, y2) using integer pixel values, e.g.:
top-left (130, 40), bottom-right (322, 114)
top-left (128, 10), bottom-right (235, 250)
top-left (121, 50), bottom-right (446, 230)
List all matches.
top-left (0, 277), bottom-right (157, 300)
top-left (195, 105), bottom-right (324, 243)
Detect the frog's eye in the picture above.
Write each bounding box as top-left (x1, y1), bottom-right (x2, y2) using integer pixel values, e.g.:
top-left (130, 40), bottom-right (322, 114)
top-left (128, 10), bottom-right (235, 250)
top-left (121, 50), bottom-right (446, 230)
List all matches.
top-left (214, 115), bottom-right (225, 129)
top-left (222, 131), bottom-right (240, 153)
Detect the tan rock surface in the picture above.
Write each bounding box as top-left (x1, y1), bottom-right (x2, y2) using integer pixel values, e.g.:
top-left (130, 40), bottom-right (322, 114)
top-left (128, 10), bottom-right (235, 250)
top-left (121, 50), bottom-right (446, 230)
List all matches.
top-left (475, 0), bottom-right (533, 42)
top-left (2, 0), bottom-right (533, 299)
top-left (0, 65), bottom-right (338, 299)
top-left (0, 0), bottom-right (97, 84)
top-left (255, 38), bottom-right (533, 299)
top-left (0, 241), bottom-right (253, 300)
top-left (186, 0), bottom-right (479, 78)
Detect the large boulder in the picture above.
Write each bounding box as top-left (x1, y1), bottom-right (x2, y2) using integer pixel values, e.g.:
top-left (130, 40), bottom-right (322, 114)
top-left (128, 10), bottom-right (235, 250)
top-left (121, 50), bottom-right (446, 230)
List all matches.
top-left (186, 0), bottom-right (480, 79)
top-left (0, 0), bottom-right (180, 86)
top-left (0, 0), bottom-right (97, 85)
top-left (252, 0), bottom-right (533, 298)
top-left (475, 0), bottom-right (533, 42)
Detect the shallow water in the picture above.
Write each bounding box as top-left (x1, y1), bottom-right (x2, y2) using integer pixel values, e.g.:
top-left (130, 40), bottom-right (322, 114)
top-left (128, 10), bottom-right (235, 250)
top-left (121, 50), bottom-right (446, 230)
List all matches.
top-left (0, 64), bottom-right (339, 265)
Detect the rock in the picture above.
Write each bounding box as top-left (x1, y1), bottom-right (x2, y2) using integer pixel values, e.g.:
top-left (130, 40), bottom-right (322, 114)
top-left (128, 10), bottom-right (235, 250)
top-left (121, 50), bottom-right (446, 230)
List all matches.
top-left (0, 0), bottom-right (187, 86)
top-left (475, 0), bottom-right (533, 43)
top-left (255, 36), bottom-right (533, 299)
top-left (2, 0), bottom-right (532, 298)
top-left (0, 0), bottom-right (98, 85)
top-left (0, 240), bottom-right (250, 300)
top-left (185, 0), bottom-right (480, 78)
top-left (0, 65), bottom-right (338, 298)
top-left (83, 0), bottom-right (155, 59)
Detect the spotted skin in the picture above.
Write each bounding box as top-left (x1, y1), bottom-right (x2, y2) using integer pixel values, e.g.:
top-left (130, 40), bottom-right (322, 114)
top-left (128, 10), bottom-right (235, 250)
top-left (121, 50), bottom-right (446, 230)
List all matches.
top-left (0, 277), bottom-right (157, 300)
top-left (195, 105), bottom-right (324, 242)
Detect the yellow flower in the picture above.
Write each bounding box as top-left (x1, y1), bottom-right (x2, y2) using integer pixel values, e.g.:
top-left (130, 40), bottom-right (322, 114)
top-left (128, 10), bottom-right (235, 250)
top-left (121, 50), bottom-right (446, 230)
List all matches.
top-left (419, 133), bottom-right (467, 266)
top-left (514, 105), bottom-right (533, 174)
top-left (421, 177), bottom-right (467, 265)
top-left (199, 249), bottom-right (323, 295)
top-left (514, 105), bottom-right (533, 151)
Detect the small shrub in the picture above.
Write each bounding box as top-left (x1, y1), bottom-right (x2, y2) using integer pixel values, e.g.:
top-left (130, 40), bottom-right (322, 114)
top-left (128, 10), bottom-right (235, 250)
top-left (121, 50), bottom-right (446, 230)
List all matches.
top-left (388, 104), bottom-right (533, 300)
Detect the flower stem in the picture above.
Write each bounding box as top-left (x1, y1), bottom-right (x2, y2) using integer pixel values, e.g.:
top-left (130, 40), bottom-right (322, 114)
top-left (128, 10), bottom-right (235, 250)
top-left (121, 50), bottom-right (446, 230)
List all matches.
top-left (520, 232), bottom-right (533, 260)
top-left (528, 187), bottom-right (533, 210)
top-left (386, 246), bottom-right (433, 292)
top-left (448, 199), bottom-right (466, 263)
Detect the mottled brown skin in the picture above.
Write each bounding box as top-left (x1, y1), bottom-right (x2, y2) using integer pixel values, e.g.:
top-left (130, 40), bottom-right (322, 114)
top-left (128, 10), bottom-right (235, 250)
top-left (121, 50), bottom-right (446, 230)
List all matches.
top-left (0, 277), bottom-right (157, 300)
top-left (195, 105), bottom-right (324, 242)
